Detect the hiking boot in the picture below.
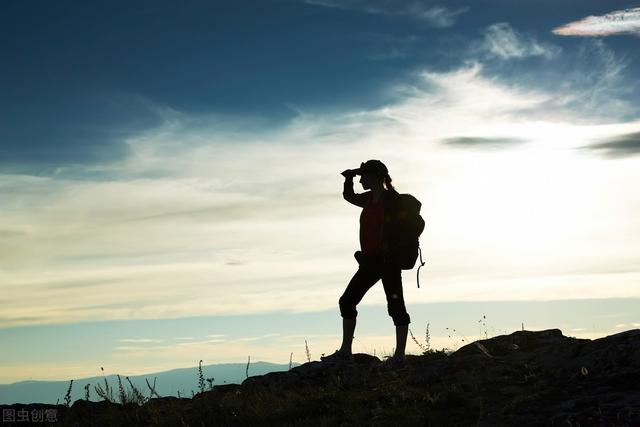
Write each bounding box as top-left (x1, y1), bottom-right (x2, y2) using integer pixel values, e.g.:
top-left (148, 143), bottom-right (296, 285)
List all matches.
top-left (320, 349), bottom-right (354, 363)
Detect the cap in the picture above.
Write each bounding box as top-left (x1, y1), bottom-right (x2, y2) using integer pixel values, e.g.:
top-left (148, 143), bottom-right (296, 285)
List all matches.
top-left (355, 160), bottom-right (388, 177)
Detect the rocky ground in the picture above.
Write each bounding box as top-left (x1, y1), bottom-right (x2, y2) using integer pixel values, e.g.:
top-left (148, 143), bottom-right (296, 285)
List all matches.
top-left (3, 328), bottom-right (639, 426)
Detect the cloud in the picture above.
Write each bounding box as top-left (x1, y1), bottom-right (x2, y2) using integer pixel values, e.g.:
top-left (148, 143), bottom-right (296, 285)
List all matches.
top-left (233, 333), bottom-right (281, 342)
top-left (432, 29), bottom-right (635, 121)
top-left (542, 39), bottom-right (635, 121)
top-left (481, 23), bottom-right (560, 60)
top-left (582, 131), bottom-right (640, 158)
top-left (114, 345), bottom-right (170, 352)
top-left (407, 4), bottom-right (468, 28)
top-left (3, 60), bottom-right (640, 328)
top-left (303, 0), bottom-right (468, 27)
top-left (441, 136), bottom-right (528, 149)
top-left (553, 7), bottom-right (640, 37)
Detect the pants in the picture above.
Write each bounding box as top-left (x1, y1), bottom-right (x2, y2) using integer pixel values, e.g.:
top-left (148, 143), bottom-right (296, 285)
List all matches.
top-left (339, 251), bottom-right (411, 326)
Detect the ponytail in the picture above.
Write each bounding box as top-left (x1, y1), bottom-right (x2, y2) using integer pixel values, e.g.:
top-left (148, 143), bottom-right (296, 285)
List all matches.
top-left (384, 173), bottom-right (398, 194)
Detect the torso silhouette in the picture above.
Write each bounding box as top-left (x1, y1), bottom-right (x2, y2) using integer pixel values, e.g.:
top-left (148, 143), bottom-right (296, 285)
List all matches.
top-left (343, 179), bottom-right (400, 258)
top-left (361, 196), bottom-right (384, 255)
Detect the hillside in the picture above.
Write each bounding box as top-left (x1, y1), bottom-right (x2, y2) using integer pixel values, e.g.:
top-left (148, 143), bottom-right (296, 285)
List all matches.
top-left (2, 329), bottom-right (639, 426)
top-left (0, 362), bottom-right (297, 405)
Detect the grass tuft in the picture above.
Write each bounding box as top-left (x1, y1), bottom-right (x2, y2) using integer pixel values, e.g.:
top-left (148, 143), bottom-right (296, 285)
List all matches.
top-left (63, 379), bottom-right (73, 407)
top-left (117, 374), bottom-right (126, 404)
top-left (145, 377), bottom-right (161, 399)
top-left (409, 322), bottom-right (432, 354)
top-left (125, 376), bottom-right (148, 405)
top-left (94, 367), bottom-right (115, 403)
top-left (91, 367), bottom-right (150, 405)
top-left (198, 360), bottom-right (206, 394)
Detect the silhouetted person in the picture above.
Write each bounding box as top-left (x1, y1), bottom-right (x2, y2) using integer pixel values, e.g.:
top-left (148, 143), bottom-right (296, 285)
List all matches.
top-left (321, 160), bottom-right (411, 366)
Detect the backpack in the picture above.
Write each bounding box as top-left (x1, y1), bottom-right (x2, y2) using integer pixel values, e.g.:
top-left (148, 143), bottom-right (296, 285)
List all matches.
top-left (384, 193), bottom-right (427, 287)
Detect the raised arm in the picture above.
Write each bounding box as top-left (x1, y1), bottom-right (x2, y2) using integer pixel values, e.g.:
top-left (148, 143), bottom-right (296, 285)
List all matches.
top-left (341, 170), bottom-right (369, 208)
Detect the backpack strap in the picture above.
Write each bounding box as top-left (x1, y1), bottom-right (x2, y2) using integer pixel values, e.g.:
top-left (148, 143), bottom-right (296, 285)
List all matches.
top-left (416, 245), bottom-right (426, 288)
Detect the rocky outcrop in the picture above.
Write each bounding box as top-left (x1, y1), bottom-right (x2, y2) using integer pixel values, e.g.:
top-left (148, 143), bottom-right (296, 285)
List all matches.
top-left (2, 329), bottom-right (639, 426)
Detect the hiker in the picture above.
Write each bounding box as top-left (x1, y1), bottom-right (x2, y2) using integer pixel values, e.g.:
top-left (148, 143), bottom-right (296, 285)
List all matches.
top-left (321, 159), bottom-right (411, 367)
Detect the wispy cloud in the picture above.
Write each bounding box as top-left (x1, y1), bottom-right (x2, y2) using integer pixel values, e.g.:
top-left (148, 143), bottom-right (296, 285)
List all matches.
top-left (441, 136), bottom-right (528, 149)
top-left (581, 131), bottom-right (640, 158)
top-left (303, 0), bottom-right (468, 27)
top-left (2, 59), bottom-right (640, 328)
top-left (408, 4), bottom-right (468, 28)
top-left (114, 345), bottom-right (170, 352)
top-left (233, 333), bottom-right (281, 342)
top-left (553, 7), bottom-right (640, 37)
top-left (481, 23), bottom-right (560, 60)
top-left (551, 39), bottom-right (634, 120)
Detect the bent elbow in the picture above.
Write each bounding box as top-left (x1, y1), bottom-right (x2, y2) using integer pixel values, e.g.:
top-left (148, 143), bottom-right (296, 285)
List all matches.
top-left (343, 193), bottom-right (359, 206)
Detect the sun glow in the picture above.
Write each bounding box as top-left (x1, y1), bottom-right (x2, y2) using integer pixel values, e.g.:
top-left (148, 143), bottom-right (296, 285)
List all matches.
top-left (435, 145), bottom-right (593, 254)
top-left (407, 116), bottom-right (640, 289)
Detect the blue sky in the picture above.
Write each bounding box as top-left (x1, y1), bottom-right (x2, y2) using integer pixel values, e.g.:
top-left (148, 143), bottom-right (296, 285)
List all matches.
top-left (3, 0), bottom-right (639, 172)
top-left (2, 0), bottom-right (640, 383)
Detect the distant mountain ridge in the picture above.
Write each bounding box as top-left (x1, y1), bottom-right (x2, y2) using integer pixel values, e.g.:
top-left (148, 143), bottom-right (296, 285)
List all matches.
top-left (0, 361), bottom-right (299, 405)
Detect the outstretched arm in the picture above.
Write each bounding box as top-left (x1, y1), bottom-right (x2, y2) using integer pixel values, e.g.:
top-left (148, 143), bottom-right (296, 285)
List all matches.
top-left (342, 170), bottom-right (369, 208)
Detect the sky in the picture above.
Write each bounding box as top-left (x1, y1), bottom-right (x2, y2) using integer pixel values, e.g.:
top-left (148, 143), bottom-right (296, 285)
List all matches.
top-left (1, 0), bottom-right (640, 385)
